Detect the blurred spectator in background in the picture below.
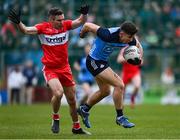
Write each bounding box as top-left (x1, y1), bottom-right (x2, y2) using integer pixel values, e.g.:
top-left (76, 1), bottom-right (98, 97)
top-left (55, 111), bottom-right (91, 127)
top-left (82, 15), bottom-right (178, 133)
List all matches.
top-left (175, 26), bottom-right (180, 37)
top-left (138, 2), bottom-right (156, 31)
top-left (22, 60), bottom-right (38, 105)
top-left (117, 47), bottom-right (142, 108)
top-left (145, 29), bottom-right (159, 48)
top-left (7, 65), bottom-right (25, 105)
top-left (174, 25), bottom-right (180, 48)
top-left (73, 43), bottom-right (94, 105)
top-left (170, 5), bottom-right (180, 22)
top-left (161, 66), bottom-right (180, 105)
top-left (0, 20), bottom-right (17, 48)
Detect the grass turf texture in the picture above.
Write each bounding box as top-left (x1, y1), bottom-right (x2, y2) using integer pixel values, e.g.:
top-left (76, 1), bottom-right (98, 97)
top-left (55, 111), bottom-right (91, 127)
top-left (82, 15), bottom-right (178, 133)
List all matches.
top-left (0, 104), bottom-right (180, 139)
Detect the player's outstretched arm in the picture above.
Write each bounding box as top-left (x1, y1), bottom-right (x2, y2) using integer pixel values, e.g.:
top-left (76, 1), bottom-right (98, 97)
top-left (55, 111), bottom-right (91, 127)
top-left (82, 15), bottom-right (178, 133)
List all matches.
top-left (8, 8), bottom-right (38, 35)
top-left (17, 22), bottom-right (38, 35)
top-left (72, 4), bottom-right (89, 29)
top-left (79, 22), bottom-right (100, 38)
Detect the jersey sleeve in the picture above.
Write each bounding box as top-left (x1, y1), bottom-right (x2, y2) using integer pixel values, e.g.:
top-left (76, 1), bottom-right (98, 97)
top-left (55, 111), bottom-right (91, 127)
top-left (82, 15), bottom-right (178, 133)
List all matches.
top-left (96, 27), bottom-right (112, 42)
top-left (35, 23), bottom-right (45, 34)
top-left (63, 20), bottom-right (72, 30)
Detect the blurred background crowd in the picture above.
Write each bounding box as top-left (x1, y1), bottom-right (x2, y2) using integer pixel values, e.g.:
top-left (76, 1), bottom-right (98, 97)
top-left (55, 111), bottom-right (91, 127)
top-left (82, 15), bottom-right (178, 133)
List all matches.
top-left (0, 0), bottom-right (180, 105)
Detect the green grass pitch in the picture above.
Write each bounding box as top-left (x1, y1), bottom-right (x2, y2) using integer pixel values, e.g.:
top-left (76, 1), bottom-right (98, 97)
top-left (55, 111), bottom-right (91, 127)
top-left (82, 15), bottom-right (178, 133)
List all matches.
top-left (0, 104), bottom-right (180, 139)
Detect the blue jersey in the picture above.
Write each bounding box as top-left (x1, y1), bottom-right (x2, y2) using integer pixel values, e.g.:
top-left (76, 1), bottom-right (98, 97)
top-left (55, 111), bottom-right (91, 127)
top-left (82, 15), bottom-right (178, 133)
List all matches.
top-left (89, 27), bottom-right (136, 61)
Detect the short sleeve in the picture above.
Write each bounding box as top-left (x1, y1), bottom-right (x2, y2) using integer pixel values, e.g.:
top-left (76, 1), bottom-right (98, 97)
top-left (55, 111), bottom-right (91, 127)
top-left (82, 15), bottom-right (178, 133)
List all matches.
top-left (63, 20), bottom-right (72, 30)
top-left (35, 23), bottom-right (45, 34)
top-left (96, 27), bottom-right (111, 42)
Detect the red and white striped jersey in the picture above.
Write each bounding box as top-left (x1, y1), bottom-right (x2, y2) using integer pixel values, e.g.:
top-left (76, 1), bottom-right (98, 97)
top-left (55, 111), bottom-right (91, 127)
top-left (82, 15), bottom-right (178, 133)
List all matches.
top-left (35, 20), bottom-right (72, 68)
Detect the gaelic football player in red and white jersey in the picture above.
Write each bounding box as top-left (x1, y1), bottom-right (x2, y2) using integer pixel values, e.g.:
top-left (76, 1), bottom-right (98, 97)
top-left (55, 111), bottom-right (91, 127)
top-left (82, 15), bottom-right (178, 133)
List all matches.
top-left (8, 5), bottom-right (91, 135)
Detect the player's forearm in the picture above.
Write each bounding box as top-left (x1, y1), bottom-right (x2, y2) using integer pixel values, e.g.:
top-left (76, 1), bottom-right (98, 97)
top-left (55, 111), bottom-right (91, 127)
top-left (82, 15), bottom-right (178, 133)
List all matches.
top-left (136, 42), bottom-right (144, 65)
top-left (17, 22), bottom-right (37, 35)
top-left (117, 55), bottom-right (126, 63)
top-left (79, 14), bottom-right (88, 24)
top-left (117, 49), bottom-right (126, 64)
top-left (135, 37), bottom-right (143, 58)
top-left (17, 22), bottom-right (27, 34)
top-left (137, 42), bottom-right (143, 58)
top-left (139, 43), bottom-right (143, 58)
top-left (80, 22), bottom-right (100, 38)
top-left (72, 14), bottom-right (87, 29)
top-left (84, 22), bottom-right (100, 34)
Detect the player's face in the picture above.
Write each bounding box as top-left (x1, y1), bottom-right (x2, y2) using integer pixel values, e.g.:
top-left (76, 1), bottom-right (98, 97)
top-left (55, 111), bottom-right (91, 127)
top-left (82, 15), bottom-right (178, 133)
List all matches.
top-left (52, 14), bottom-right (64, 29)
top-left (119, 32), bottom-right (134, 43)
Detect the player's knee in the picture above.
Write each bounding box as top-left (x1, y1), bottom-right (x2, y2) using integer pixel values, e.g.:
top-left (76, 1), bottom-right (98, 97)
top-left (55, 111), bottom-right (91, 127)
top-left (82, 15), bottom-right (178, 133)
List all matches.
top-left (114, 82), bottom-right (125, 92)
top-left (52, 88), bottom-right (64, 99)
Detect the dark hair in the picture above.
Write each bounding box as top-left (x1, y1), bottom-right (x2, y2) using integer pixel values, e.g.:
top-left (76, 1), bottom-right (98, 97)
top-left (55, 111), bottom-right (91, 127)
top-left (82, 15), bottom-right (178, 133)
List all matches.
top-left (48, 7), bottom-right (63, 17)
top-left (120, 21), bottom-right (138, 35)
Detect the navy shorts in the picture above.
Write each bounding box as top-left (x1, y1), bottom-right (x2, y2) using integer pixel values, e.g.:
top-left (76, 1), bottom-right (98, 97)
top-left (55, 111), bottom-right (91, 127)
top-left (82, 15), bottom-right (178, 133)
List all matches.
top-left (86, 55), bottom-right (109, 76)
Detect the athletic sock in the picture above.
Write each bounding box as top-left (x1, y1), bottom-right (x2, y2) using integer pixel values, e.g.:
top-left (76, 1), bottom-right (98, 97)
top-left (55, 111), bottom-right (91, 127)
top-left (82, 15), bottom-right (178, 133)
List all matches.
top-left (116, 109), bottom-right (123, 117)
top-left (131, 95), bottom-right (135, 104)
top-left (73, 121), bottom-right (81, 130)
top-left (52, 113), bottom-right (60, 120)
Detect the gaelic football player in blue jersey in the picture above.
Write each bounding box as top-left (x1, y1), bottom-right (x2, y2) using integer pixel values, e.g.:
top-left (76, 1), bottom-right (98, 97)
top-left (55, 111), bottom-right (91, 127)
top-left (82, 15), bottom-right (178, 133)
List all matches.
top-left (78, 21), bottom-right (143, 129)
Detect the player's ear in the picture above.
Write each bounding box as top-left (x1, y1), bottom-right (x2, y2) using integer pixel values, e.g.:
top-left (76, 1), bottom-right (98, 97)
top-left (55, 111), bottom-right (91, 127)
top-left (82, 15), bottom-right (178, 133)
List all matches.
top-left (49, 15), bottom-right (55, 21)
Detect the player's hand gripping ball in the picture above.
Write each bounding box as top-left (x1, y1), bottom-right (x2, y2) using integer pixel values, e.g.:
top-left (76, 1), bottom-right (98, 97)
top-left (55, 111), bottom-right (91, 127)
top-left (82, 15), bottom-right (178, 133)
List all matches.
top-left (123, 45), bottom-right (142, 65)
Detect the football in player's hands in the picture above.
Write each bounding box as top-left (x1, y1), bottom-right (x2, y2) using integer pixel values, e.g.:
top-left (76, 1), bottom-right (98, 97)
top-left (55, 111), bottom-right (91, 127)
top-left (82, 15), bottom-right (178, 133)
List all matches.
top-left (123, 45), bottom-right (142, 65)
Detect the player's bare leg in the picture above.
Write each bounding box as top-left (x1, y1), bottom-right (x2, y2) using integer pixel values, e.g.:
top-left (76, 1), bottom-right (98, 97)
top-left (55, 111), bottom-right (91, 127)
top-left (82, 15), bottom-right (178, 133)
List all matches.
top-left (48, 78), bottom-right (64, 133)
top-left (95, 69), bottom-right (134, 128)
top-left (64, 86), bottom-right (91, 135)
top-left (87, 78), bottom-right (111, 106)
top-left (64, 86), bottom-right (78, 122)
top-left (112, 85), bottom-right (124, 110)
top-left (130, 73), bottom-right (141, 109)
top-left (78, 80), bottom-right (111, 128)
top-left (104, 71), bottom-right (135, 128)
top-left (78, 67), bottom-right (134, 128)
top-left (130, 87), bottom-right (138, 108)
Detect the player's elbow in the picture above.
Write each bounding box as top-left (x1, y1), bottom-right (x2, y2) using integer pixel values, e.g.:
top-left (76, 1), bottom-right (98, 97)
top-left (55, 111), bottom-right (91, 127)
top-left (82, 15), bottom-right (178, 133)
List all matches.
top-left (84, 22), bottom-right (95, 29)
top-left (82, 23), bottom-right (89, 30)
